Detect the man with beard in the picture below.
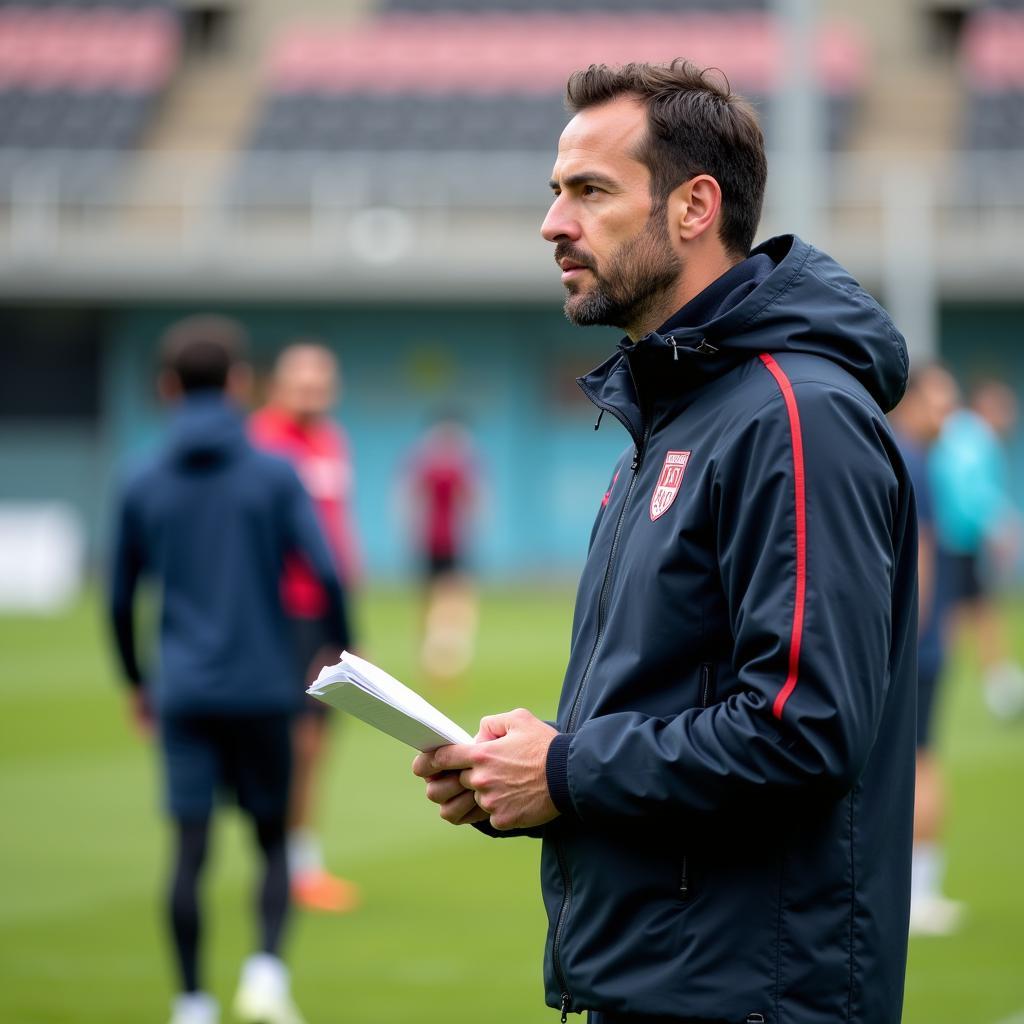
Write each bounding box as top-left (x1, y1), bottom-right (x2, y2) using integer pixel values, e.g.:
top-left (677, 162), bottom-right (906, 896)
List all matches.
top-left (413, 60), bottom-right (917, 1024)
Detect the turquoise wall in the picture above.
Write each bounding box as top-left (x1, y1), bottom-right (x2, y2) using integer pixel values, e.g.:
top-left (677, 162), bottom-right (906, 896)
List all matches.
top-left (100, 303), bottom-right (627, 580)
top-left (3, 300), bottom-right (1022, 581)
top-left (0, 424), bottom-right (108, 547)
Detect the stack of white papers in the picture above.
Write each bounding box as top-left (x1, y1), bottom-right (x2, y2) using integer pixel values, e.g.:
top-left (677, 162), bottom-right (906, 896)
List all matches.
top-left (307, 651), bottom-right (473, 752)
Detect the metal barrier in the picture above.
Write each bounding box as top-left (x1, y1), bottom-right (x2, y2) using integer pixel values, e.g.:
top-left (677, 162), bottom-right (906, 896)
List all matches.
top-left (1, 148), bottom-right (1023, 348)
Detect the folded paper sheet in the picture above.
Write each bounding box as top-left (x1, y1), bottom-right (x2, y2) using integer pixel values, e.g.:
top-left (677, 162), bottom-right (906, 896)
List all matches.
top-left (307, 651), bottom-right (473, 751)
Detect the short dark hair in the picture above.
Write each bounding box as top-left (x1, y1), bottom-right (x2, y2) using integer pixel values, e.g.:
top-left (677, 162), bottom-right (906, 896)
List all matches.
top-left (160, 315), bottom-right (248, 393)
top-left (565, 59), bottom-right (767, 258)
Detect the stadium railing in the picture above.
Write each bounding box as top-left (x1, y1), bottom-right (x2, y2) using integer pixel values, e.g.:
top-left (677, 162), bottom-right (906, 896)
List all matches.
top-left (0, 148), bottom-right (1023, 305)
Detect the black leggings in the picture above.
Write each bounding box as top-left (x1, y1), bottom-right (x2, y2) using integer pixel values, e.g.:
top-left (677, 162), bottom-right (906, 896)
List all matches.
top-left (169, 817), bottom-right (289, 992)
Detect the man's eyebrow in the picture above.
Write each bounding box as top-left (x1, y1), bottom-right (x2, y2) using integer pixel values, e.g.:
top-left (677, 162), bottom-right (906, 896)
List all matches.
top-left (548, 172), bottom-right (619, 192)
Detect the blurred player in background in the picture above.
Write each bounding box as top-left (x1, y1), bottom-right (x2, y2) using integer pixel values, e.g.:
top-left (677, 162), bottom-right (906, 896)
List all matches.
top-left (109, 317), bottom-right (351, 1024)
top-left (403, 414), bottom-right (479, 682)
top-left (250, 341), bottom-right (361, 914)
top-left (889, 363), bottom-right (964, 935)
top-left (930, 378), bottom-right (1024, 720)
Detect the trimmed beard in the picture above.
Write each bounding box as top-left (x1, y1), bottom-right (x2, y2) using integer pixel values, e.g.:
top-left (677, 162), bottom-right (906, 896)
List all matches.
top-left (562, 208), bottom-right (681, 333)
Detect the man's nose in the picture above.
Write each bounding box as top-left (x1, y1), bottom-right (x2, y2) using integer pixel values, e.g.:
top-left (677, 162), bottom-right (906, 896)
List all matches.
top-left (540, 197), bottom-right (581, 244)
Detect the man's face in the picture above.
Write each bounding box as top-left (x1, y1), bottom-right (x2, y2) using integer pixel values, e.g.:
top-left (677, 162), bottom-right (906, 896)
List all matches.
top-left (975, 384), bottom-right (1018, 437)
top-left (918, 368), bottom-right (958, 441)
top-left (541, 95), bottom-right (681, 333)
top-left (272, 348), bottom-right (337, 422)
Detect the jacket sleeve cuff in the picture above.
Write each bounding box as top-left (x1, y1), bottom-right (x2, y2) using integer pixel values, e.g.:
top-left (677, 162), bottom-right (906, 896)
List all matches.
top-left (545, 732), bottom-right (575, 815)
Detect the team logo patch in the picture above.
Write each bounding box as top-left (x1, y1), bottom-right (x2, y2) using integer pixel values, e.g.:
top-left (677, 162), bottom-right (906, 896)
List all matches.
top-left (650, 450), bottom-right (691, 521)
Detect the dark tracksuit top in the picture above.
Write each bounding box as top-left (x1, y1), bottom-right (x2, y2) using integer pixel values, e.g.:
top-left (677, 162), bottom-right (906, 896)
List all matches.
top-left (109, 393), bottom-right (351, 717)
top-left (491, 236), bottom-right (918, 1024)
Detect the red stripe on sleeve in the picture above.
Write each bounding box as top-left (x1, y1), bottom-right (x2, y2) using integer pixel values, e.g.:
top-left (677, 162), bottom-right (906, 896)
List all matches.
top-left (758, 353), bottom-right (807, 720)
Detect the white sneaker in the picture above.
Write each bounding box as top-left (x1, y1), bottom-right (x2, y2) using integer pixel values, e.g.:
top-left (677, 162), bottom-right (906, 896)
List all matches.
top-left (232, 954), bottom-right (306, 1024)
top-left (984, 662), bottom-right (1024, 720)
top-left (909, 895), bottom-right (966, 936)
top-left (169, 992), bottom-right (218, 1024)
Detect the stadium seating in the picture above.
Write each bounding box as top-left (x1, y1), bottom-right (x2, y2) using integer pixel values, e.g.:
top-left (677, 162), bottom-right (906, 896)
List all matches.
top-left (0, 0), bottom-right (172, 7)
top-left (0, 3), bottom-right (180, 155)
top-left (961, 4), bottom-right (1024, 149)
top-left (381, 0), bottom-right (769, 11)
top-left (233, 11), bottom-right (865, 205)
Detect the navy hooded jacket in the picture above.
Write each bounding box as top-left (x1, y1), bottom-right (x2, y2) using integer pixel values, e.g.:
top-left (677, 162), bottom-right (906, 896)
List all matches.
top-left (526, 236), bottom-right (917, 1023)
top-left (109, 393), bottom-right (350, 717)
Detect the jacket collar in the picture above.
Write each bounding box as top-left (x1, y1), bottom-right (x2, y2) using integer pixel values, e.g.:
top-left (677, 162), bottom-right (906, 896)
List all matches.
top-left (577, 253), bottom-right (774, 444)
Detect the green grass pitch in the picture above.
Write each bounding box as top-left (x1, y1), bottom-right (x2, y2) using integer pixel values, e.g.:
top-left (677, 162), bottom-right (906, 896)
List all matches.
top-left (1, 587), bottom-right (1022, 1023)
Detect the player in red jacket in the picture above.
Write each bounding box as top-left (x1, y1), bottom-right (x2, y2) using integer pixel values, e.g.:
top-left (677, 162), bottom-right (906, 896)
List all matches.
top-left (250, 342), bottom-right (361, 914)
top-left (405, 416), bottom-right (479, 682)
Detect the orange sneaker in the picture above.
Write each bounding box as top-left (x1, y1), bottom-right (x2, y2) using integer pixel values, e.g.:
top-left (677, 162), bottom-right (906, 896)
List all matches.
top-left (291, 870), bottom-right (361, 913)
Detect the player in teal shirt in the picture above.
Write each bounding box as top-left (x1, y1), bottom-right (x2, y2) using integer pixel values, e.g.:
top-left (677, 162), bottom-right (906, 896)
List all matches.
top-left (929, 379), bottom-right (1024, 720)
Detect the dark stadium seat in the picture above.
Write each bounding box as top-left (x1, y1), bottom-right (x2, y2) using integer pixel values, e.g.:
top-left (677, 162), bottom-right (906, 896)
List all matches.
top-left (0, 0), bottom-right (173, 7)
top-left (0, 3), bottom-right (179, 158)
top-left (227, 9), bottom-right (865, 210)
top-left (241, 11), bottom-right (865, 156)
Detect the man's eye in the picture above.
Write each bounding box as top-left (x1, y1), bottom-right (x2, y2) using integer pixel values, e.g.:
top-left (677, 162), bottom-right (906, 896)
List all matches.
top-left (582, 185), bottom-right (600, 196)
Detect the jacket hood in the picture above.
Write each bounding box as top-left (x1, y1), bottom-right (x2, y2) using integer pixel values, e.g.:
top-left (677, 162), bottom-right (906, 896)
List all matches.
top-left (166, 393), bottom-right (248, 468)
top-left (581, 236), bottom-right (909, 426)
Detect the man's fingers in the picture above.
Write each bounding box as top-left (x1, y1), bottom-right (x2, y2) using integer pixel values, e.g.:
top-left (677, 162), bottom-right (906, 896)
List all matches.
top-left (475, 707), bottom-right (539, 742)
top-left (424, 742), bottom-right (480, 773)
top-left (425, 772), bottom-right (468, 806)
top-left (475, 713), bottom-right (511, 742)
top-left (455, 804), bottom-right (489, 826)
top-left (439, 789), bottom-right (480, 825)
top-left (412, 743), bottom-right (479, 778)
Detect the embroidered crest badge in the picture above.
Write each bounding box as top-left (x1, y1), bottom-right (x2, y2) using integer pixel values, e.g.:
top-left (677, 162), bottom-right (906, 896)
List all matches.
top-left (650, 450), bottom-right (691, 521)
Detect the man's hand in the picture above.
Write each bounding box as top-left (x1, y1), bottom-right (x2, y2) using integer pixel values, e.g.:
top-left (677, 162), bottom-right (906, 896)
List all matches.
top-left (416, 769), bottom-right (490, 826)
top-left (128, 688), bottom-right (154, 738)
top-left (412, 709), bottom-right (560, 831)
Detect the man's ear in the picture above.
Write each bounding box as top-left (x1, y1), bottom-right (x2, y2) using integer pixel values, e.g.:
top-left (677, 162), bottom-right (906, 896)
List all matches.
top-left (157, 369), bottom-right (181, 404)
top-left (672, 174), bottom-right (722, 244)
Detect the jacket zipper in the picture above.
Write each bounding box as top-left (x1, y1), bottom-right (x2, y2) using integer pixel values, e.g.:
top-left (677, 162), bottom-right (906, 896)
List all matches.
top-left (699, 661), bottom-right (715, 709)
top-left (681, 664), bottom-right (716, 900)
top-left (566, 423), bottom-right (649, 732)
top-left (551, 407), bottom-right (651, 1019)
top-left (552, 840), bottom-right (573, 1021)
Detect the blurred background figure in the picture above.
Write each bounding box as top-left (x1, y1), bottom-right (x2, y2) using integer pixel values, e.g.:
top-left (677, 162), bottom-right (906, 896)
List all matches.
top-left (931, 378), bottom-right (1024, 721)
top-left (890, 363), bottom-right (963, 936)
top-left (403, 415), bottom-right (479, 683)
top-left (250, 342), bottom-right (362, 915)
top-left (108, 317), bottom-right (351, 1024)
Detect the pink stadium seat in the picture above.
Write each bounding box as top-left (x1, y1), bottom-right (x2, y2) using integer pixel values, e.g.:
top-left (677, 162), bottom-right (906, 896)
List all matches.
top-left (963, 10), bottom-right (1024, 90)
top-left (960, 8), bottom-right (1024, 150)
top-left (0, 5), bottom-right (181, 151)
top-left (238, 9), bottom-right (865, 169)
top-left (265, 14), bottom-right (865, 98)
top-left (0, 5), bottom-right (179, 93)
